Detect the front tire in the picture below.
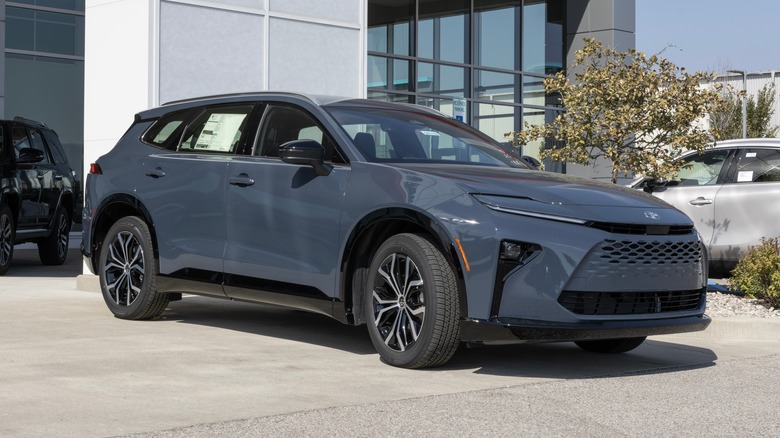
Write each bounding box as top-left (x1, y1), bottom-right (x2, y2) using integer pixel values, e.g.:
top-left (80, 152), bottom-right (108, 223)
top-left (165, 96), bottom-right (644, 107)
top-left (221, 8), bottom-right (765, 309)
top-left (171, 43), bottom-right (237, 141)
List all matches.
top-left (575, 337), bottom-right (647, 353)
top-left (365, 233), bottom-right (460, 368)
top-left (0, 204), bottom-right (15, 276)
top-left (99, 216), bottom-right (169, 320)
top-left (38, 207), bottom-right (70, 265)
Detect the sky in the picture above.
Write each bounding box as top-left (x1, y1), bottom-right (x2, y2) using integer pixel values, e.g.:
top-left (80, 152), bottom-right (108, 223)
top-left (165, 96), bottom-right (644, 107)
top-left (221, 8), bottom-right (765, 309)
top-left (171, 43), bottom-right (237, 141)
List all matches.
top-left (635, 0), bottom-right (780, 74)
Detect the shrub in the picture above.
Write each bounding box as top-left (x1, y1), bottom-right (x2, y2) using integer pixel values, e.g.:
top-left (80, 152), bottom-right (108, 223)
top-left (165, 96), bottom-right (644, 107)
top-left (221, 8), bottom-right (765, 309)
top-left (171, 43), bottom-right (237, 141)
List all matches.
top-left (729, 237), bottom-right (780, 308)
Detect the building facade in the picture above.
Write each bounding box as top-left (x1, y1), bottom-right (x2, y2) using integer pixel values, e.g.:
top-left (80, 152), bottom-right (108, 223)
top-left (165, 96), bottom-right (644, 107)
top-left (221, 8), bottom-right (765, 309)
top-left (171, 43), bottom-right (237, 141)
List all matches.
top-left (1, 0), bottom-right (636, 192)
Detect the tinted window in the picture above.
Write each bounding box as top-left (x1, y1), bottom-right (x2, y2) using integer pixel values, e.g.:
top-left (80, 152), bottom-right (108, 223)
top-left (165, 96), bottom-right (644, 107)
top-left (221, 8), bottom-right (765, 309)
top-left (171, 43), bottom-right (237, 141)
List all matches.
top-left (327, 106), bottom-right (526, 167)
top-left (12, 126), bottom-right (31, 159)
top-left (142, 108), bottom-right (198, 149)
top-left (671, 149), bottom-right (730, 186)
top-left (29, 129), bottom-right (52, 164)
top-left (256, 105), bottom-right (346, 163)
top-left (0, 126), bottom-right (4, 158)
top-left (735, 148), bottom-right (780, 183)
top-left (179, 105), bottom-right (253, 154)
top-left (42, 130), bottom-right (67, 164)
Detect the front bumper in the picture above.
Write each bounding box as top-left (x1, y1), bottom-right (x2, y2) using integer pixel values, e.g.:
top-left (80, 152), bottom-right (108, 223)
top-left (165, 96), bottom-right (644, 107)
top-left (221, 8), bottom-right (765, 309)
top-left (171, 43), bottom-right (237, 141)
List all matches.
top-left (459, 314), bottom-right (711, 344)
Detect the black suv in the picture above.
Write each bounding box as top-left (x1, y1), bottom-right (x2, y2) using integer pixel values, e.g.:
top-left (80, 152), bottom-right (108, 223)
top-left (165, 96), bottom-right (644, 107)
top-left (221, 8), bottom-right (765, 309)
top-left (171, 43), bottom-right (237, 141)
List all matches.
top-left (0, 117), bottom-right (81, 275)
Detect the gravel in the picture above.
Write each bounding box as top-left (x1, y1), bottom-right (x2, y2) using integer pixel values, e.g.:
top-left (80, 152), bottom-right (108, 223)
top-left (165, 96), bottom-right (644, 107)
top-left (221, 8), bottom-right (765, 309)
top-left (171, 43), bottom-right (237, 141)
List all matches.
top-left (706, 291), bottom-right (780, 319)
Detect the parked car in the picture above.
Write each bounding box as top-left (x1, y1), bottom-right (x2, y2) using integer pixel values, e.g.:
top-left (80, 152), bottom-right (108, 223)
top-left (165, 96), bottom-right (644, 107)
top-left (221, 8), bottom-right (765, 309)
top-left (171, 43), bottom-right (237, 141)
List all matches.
top-left (631, 138), bottom-right (780, 277)
top-left (82, 93), bottom-right (710, 368)
top-left (0, 117), bottom-right (81, 275)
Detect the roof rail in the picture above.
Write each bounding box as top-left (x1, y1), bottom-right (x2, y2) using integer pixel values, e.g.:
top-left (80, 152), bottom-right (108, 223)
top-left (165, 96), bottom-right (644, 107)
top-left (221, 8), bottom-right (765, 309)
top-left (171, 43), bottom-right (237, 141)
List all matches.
top-left (13, 116), bottom-right (48, 128)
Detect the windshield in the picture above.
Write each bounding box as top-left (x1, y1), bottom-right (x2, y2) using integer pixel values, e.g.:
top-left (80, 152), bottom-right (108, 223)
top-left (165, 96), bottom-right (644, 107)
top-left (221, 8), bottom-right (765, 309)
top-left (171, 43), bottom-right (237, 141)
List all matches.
top-left (326, 106), bottom-right (528, 168)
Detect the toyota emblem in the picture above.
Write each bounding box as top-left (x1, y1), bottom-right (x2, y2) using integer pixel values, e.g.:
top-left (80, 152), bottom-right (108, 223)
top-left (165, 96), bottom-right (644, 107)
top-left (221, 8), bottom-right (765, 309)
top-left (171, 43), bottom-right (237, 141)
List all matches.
top-left (644, 211), bottom-right (661, 220)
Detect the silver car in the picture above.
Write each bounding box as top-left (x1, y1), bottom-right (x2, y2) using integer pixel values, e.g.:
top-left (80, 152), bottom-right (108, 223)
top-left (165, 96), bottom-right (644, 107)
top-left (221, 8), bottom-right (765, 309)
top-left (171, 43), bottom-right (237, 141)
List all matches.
top-left (632, 138), bottom-right (780, 277)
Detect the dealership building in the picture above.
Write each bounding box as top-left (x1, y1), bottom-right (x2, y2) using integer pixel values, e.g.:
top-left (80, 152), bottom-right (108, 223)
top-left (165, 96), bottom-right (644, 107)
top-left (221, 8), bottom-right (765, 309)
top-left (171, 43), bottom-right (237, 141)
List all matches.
top-left (0, 0), bottom-right (640, 183)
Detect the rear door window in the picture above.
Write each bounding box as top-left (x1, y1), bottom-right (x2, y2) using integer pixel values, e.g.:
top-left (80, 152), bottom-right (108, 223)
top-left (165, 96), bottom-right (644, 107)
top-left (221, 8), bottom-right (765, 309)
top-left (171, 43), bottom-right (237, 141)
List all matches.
top-left (733, 148), bottom-right (780, 183)
top-left (179, 105), bottom-right (253, 154)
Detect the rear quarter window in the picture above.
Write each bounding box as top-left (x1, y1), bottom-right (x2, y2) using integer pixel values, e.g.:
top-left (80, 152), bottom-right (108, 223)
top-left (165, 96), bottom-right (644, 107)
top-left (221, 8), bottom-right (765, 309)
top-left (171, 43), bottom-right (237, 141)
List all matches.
top-left (141, 108), bottom-right (198, 149)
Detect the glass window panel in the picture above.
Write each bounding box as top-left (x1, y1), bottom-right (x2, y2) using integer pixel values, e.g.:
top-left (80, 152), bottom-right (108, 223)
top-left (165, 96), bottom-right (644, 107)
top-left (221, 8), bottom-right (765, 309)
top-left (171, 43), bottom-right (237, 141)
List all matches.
top-left (417, 0), bottom-right (468, 63)
top-left (11, 0), bottom-right (85, 10)
top-left (735, 149), bottom-right (780, 183)
top-left (475, 4), bottom-right (517, 69)
top-left (417, 62), bottom-right (465, 97)
top-left (474, 103), bottom-right (517, 143)
top-left (368, 56), bottom-right (410, 92)
top-left (523, 0), bottom-right (564, 75)
top-left (393, 22), bottom-right (410, 56)
top-left (6, 8), bottom-right (36, 51)
top-left (6, 7), bottom-right (84, 56)
top-left (368, 26), bottom-right (388, 53)
top-left (475, 69), bottom-right (516, 103)
top-left (368, 0), bottom-right (413, 55)
top-left (417, 96), bottom-right (459, 119)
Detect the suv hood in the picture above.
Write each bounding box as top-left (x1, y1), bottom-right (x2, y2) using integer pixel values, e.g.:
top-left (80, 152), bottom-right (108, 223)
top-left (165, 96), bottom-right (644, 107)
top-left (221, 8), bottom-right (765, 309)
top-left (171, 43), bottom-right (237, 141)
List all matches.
top-left (394, 163), bottom-right (689, 225)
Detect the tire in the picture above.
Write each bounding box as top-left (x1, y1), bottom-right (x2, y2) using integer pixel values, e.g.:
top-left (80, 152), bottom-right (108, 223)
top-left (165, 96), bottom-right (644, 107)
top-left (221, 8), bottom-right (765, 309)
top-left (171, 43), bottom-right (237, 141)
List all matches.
top-left (99, 216), bottom-right (169, 320)
top-left (38, 207), bottom-right (71, 266)
top-left (365, 233), bottom-right (460, 368)
top-left (575, 337), bottom-right (647, 354)
top-left (0, 204), bottom-right (14, 276)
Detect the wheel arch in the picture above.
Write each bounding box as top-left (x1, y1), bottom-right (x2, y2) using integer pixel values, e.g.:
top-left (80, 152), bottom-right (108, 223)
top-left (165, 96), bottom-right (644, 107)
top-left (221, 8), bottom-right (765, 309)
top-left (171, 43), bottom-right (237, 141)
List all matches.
top-left (339, 207), bottom-right (467, 326)
top-left (87, 193), bottom-right (157, 274)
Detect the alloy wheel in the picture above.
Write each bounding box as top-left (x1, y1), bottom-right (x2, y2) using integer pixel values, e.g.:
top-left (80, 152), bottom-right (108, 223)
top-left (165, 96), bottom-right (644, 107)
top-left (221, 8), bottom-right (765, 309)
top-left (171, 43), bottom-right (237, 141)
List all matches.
top-left (372, 252), bottom-right (426, 352)
top-left (103, 230), bottom-right (145, 306)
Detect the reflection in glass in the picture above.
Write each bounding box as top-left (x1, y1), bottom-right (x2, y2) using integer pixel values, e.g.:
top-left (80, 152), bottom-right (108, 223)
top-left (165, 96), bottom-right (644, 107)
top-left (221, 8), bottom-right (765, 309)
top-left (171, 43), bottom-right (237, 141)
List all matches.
top-left (418, 62), bottom-right (466, 97)
top-left (523, 0), bottom-right (564, 75)
top-left (368, 56), bottom-right (410, 92)
top-left (521, 107), bottom-right (561, 159)
top-left (6, 7), bottom-right (85, 56)
top-left (417, 0), bottom-right (468, 63)
top-left (474, 4), bottom-right (517, 70)
top-left (368, 91), bottom-right (415, 103)
top-left (368, 0), bottom-right (414, 55)
top-left (474, 103), bottom-right (516, 143)
top-left (475, 69), bottom-right (516, 103)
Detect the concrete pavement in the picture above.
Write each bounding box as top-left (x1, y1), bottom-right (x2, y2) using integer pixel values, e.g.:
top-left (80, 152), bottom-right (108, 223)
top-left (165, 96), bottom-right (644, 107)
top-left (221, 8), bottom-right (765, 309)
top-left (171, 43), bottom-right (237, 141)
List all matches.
top-left (1, 245), bottom-right (778, 437)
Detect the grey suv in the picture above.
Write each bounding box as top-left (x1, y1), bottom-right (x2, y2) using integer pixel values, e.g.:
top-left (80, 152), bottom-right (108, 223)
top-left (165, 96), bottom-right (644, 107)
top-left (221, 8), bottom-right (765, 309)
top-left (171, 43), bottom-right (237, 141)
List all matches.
top-left (82, 93), bottom-right (710, 368)
top-left (0, 117), bottom-right (81, 275)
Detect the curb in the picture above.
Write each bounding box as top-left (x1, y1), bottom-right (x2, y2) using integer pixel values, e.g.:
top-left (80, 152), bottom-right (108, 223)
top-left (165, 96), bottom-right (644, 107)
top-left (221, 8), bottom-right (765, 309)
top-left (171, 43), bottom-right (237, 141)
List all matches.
top-left (678, 317), bottom-right (780, 342)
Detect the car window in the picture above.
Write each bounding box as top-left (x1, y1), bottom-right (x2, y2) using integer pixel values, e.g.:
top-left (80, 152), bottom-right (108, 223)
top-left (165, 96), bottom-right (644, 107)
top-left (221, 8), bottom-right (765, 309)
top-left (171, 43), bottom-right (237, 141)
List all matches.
top-left (327, 107), bottom-right (526, 167)
top-left (256, 105), bottom-right (346, 163)
top-left (179, 105), bottom-right (253, 154)
top-left (734, 148), bottom-right (780, 183)
top-left (42, 130), bottom-right (68, 164)
top-left (29, 129), bottom-right (52, 164)
top-left (0, 126), bottom-right (4, 159)
top-left (142, 108), bottom-right (198, 149)
top-left (12, 126), bottom-right (31, 159)
top-left (670, 149), bottom-right (730, 186)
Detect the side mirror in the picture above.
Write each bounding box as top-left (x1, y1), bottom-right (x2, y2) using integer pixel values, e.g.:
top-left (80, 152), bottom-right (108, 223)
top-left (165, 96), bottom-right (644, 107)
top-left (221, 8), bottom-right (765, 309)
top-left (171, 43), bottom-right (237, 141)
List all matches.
top-left (16, 147), bottom-right (44, 164)
top-left (643, 178), bottom-right (667, 194)
top-left (279, 139), bottom-right (333, 176)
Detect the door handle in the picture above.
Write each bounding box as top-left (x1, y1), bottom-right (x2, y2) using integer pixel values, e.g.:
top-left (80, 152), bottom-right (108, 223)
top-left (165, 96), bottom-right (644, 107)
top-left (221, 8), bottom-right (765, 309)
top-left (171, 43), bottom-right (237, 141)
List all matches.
top-left (36, 172), bottom-right (45, 180)
top-left (145, 168), bottom-right (166, 178)
top-left (53, 173), bottom-right (63, 181)
top-left (689, 197), bottom-right (713, 206)
top-left (229, 174), bottom-right (255, 187)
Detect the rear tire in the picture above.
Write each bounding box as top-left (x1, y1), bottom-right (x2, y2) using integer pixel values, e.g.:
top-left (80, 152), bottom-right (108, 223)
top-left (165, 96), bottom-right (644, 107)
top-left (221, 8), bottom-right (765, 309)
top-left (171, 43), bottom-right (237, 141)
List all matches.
top-left (38, 207), bottom-right (70, 266)
top-left (575, 337), bottom-right (647, 353)
top-left (365, 233), bottom-right (460, 368)
top-left (99, 216), bottom-right (169, 320)
top-left (0, 204), bottom-right (14, 276)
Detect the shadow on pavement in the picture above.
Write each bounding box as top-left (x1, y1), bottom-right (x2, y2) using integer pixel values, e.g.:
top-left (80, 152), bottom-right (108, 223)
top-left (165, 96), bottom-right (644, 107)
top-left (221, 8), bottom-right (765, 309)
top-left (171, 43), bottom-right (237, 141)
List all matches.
top-left (7, 248), bottom-right (82, 278)
top-left (158, 295), bottom-right (717, 378)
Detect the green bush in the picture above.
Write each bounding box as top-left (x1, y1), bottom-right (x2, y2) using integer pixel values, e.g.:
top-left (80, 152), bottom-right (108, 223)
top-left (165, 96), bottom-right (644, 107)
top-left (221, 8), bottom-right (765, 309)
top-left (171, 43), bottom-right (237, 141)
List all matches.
top-left (729, 237), bottom-right (780, 308)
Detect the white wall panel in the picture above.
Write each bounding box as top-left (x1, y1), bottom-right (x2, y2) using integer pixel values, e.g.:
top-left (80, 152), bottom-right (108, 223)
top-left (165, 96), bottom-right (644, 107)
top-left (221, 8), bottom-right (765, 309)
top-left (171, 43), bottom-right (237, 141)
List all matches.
top-left (269, 0), bottom-right (361, 24)
top-left (268, 18), bottom-right (361, 97)
top-left (159, 2), bottom-right (264, 103)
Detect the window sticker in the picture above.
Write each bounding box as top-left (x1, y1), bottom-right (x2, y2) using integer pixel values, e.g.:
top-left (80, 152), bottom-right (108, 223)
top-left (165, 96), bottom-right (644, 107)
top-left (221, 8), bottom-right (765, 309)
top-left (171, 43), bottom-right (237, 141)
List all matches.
top-left (195, 113), bottom-right (247, 152)
top-left (737, 171), bottom-right (754, 182)
top-left (745, 152), bottom-right (757, 158)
